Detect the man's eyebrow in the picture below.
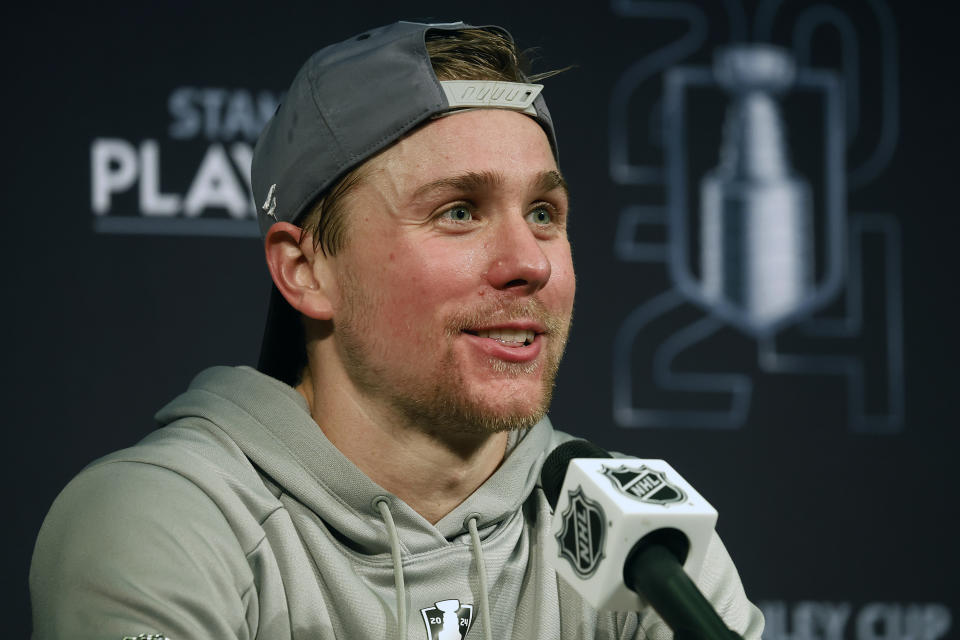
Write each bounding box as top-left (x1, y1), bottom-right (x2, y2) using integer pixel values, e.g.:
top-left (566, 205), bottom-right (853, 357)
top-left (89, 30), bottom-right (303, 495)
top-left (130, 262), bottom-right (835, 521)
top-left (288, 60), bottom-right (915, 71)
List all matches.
top-left (536, 170), bottom-right (569, 197)
top-left (411, 169), bottom-right (569, 200)
top-left (412, 171), bottom-right (503, 200)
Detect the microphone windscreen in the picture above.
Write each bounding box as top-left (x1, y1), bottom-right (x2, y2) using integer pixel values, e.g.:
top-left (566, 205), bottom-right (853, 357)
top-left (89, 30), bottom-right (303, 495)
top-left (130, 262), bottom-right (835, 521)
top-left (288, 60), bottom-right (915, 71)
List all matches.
top-left (541, 439), bottom-right (611, 509)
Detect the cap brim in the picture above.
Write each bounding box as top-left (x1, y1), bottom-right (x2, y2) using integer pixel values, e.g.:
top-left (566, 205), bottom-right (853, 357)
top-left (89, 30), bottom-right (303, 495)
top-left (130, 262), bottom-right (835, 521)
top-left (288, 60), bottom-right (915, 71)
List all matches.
top-left (257, 285), bottom-right (307, 387)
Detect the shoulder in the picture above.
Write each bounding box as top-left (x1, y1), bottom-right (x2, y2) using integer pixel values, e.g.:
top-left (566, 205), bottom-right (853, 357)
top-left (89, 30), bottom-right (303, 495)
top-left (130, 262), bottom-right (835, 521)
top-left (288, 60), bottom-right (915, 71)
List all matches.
top-left (30, 426), bottom-right (276, 639)
top-left (31, 460), bottom-right (258, 639)
top-left (35, 419), bottom-right (280, 564)
top-left (33, 459), bottom-right (254, 577)
top-left (692, 531), bottom-right (766, 639)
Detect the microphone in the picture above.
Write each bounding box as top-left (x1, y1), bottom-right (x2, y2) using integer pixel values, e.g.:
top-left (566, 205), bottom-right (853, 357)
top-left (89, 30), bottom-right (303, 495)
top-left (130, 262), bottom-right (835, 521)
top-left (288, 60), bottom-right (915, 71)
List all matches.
top-left (541, 440), bottom-right (744, 640)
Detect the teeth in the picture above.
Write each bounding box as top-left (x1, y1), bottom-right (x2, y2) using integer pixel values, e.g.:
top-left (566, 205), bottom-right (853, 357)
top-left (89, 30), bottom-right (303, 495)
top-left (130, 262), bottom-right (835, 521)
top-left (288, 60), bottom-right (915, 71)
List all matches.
top-left (476, 328), bottom-right (536, 345)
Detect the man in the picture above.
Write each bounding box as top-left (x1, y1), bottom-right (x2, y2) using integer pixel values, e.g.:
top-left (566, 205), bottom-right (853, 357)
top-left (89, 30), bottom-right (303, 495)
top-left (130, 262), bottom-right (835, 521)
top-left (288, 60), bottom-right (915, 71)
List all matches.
top-left (31, 21), bottom-right (763, 639)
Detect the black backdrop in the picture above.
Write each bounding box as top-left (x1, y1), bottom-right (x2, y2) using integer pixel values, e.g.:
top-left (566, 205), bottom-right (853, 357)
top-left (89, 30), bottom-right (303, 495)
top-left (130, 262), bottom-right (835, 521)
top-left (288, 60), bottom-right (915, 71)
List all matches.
top-left (6, 2), bottom-right (958, 638)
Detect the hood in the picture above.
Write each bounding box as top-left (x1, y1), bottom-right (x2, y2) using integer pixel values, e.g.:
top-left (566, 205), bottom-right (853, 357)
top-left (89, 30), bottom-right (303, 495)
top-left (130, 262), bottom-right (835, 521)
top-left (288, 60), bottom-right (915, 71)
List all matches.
top-left (153, 365), bottom-right (555, 556)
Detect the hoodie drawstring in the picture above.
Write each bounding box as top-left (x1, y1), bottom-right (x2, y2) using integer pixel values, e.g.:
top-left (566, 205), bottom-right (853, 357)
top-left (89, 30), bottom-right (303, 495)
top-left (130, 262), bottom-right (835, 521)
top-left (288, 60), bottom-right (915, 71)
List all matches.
top-left (466, 516), bottom-right (494, 640)
top-left (375, 498), bottom-right (408, 640)
top-left (374, 499), bottom-right (494, 640)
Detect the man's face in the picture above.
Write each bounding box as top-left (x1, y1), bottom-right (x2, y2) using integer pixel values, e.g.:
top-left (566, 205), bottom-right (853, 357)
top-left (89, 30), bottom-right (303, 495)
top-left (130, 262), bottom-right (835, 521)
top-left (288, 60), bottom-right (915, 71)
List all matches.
top-left (325, 109), bottom-right (575, 435)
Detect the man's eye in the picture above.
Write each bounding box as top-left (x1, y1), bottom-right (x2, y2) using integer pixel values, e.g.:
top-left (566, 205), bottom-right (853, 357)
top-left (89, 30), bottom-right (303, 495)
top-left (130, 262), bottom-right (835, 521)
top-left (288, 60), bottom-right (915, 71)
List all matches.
top-left (526, 206), bottom-right (553, 225)
top-left (441, 205), bottom-right (473, 221)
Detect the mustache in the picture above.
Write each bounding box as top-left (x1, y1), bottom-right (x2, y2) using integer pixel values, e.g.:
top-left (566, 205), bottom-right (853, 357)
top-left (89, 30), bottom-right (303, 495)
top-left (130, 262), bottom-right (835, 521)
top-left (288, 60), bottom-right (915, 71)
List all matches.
top-left (445, 296), bottom-right (568, 336)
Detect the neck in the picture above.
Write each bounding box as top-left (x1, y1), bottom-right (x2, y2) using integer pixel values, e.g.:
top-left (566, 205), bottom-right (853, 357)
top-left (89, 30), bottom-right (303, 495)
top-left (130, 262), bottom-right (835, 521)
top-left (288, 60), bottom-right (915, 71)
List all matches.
top-left (296, 365), bottom-right (509, 525)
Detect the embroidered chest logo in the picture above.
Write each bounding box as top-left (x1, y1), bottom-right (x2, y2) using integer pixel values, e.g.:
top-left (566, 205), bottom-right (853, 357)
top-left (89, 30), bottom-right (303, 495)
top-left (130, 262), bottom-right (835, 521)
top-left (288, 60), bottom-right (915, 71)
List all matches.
top-left (602, 464), bottom-right (686, 505)
top-left (556, 486), bottom-right (606, 577)
top-left (421, 599), bottom-right (474, 640)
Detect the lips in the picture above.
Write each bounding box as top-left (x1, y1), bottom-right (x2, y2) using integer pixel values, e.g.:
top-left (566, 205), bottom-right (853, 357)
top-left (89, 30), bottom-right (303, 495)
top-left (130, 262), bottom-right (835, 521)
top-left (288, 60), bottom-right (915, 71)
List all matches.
top-left (461, 324), bottom-right (544, 362)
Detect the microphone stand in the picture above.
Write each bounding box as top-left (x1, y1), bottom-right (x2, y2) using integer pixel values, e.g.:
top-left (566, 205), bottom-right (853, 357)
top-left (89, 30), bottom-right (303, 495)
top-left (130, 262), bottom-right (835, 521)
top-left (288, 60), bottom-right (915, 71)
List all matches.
top-left (625, 542), bottom-right (744, 640)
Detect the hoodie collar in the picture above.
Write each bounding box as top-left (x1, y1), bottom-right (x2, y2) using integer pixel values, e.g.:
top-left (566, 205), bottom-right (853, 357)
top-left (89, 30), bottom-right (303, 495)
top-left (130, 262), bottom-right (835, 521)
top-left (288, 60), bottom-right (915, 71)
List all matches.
top-left (154, 365), bottom-right (554, 555)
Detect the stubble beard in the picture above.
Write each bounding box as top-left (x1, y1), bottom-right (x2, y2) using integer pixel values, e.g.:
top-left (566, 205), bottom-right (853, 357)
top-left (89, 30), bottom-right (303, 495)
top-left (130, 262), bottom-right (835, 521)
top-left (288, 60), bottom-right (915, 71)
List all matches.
top-left (334, 276), bottom-right (571, 437)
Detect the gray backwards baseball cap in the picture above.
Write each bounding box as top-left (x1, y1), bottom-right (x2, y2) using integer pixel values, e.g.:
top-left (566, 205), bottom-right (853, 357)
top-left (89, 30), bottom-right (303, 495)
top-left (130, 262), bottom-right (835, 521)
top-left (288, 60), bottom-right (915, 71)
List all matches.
top-left (253, 20), bottom-right (560, 386)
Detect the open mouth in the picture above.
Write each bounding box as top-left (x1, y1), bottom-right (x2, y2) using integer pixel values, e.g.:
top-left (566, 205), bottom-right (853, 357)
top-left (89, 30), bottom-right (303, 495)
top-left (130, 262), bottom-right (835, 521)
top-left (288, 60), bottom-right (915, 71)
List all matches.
top-left (463, 328), bottom-right (536, 347)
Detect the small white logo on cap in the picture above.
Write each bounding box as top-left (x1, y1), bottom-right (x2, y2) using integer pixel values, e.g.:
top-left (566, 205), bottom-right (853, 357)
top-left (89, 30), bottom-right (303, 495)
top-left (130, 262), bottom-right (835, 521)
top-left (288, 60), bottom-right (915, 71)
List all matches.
top-left (262, 183), bottom-right (278, 220)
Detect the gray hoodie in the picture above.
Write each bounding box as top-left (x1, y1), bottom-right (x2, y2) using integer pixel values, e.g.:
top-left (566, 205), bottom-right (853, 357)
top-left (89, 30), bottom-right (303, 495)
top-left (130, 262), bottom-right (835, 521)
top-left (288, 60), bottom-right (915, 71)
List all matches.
top-left (31, 365), bottom-right (763, 639)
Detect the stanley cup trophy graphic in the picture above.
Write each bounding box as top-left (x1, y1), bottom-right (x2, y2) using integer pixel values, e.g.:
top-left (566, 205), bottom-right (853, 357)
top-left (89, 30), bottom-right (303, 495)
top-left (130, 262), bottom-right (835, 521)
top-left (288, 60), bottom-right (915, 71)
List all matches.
top-left (611, 2), bottom-right (903, 433)
top-left (421, 599), bottom-right (474, 640)
top-left (700, 45), bottom-right (814, 331)
top-left (435, 600), bottom-right (463, 640)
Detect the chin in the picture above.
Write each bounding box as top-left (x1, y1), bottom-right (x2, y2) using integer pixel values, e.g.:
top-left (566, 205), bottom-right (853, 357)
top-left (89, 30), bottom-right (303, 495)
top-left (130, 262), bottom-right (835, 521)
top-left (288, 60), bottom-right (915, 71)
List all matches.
top-left (458, 403), bottom-right (548, 434)
top-left (463, 386), bottom-right (553, 433)
top-left (403, 382), bottom-right (551, 436)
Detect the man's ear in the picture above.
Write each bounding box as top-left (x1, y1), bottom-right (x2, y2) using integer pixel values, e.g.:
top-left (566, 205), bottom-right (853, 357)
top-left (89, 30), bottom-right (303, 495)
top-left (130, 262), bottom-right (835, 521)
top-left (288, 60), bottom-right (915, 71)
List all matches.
top-left (264, 222), bottom-right (335, 320)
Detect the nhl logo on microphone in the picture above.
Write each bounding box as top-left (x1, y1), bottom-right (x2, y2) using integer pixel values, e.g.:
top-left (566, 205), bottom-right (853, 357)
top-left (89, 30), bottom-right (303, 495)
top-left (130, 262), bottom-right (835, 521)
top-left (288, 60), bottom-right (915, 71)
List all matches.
top-left (556, 486), bottom-right (607, 577)
top-left (549, 458), bottom-right (718, 611)
top-left (602, 464), bottom-right (686, 505)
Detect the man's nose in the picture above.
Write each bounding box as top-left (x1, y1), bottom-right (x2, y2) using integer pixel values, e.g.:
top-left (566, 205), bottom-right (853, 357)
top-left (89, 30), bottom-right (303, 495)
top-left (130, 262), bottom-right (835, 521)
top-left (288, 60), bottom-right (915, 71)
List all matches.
top-left (483, 217), bottom-right (552, 295)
